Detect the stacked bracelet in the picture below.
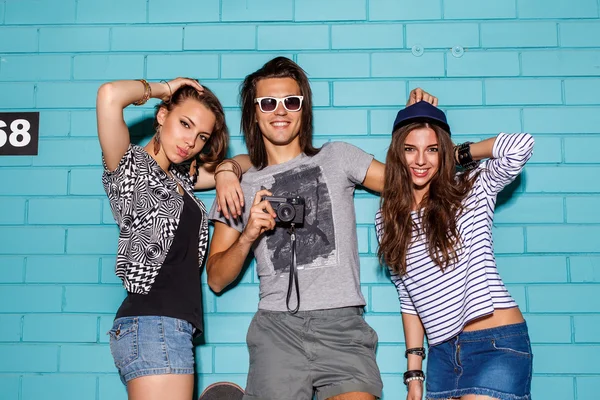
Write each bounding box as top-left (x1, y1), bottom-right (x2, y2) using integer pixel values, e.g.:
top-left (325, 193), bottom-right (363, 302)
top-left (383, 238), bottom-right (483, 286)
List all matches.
top-left (405, 376), bottom-right (425, 385)
top-left (454, 141), bottom-right (479, 170)
top-left (160, 80), bottom-right (173, 103)
top-left (214, 159), bottom-right (242, 181)
top-left (405, 347), bottom-right (426, 360)
top-left (403, 370), bottom-right (425, 386)
top-left (133, 79), bottom-right (151, 106)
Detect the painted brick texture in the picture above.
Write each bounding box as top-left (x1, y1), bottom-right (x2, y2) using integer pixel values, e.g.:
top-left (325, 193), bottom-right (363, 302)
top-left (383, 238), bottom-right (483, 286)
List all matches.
top-left (0, 0), bottom-right (598, 399)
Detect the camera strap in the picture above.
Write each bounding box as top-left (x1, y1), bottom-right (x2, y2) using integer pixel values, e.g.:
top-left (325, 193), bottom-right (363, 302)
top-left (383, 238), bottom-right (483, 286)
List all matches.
top-left (286, 223), bottom-right (300, 314)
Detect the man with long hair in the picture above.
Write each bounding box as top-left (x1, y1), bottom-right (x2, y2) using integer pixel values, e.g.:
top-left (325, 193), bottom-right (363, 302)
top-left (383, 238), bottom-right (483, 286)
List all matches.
top-left (206, 56), bottom-right (434, 400)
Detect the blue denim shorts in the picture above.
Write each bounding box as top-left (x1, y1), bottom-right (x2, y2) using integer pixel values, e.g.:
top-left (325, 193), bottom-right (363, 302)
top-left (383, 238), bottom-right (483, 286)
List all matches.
top-left (108, 316), bottom-right (195, 384)
top-left (426, 322), bottom-right (533, 400)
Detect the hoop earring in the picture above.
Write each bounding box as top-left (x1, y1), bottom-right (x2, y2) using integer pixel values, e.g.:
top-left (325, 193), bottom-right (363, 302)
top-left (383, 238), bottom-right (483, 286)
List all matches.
top-left (153, 125), bottom-right (161, 155)
top-left (189, 157), bottom-right (198, 182)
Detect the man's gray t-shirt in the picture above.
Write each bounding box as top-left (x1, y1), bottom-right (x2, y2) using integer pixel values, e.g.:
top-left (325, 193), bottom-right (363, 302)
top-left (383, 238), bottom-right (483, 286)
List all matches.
top-left (209, 141), bottom-right (374, 311)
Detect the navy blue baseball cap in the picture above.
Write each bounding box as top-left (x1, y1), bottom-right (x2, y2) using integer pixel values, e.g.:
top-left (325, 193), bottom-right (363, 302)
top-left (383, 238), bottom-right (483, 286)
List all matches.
top-left (392, 101), bottom-right (451, 135)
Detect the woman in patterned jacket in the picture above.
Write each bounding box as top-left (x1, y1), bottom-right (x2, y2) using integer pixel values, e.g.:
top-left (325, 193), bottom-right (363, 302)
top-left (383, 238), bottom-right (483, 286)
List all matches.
top-left (376, 100), bottom-right (535, 400)
top-left (97, 78), bottom-right (248, 400)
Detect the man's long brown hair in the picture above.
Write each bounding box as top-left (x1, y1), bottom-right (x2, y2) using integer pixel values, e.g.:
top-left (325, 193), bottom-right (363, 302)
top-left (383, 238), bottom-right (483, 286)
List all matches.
top-left (240, 57), bottom-right (319, 169)
top-left (378, 122), bottom-right (479, 276)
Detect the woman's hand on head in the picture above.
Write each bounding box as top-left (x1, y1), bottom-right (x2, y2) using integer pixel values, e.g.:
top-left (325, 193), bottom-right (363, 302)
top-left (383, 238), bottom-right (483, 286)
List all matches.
top-left (160, 78), bottom-right (204, 101)
top-left (407, 88), bottom-right (438, 107)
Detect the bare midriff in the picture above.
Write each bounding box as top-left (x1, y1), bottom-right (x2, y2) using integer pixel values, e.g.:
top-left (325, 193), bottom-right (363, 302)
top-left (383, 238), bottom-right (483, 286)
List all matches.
top-left (462, 307), bottom-right (525, 332)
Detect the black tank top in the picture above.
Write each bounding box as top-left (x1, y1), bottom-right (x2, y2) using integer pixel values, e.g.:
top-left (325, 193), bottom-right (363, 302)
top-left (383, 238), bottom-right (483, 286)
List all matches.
top-left (115, 192), bottom-right (204, 334)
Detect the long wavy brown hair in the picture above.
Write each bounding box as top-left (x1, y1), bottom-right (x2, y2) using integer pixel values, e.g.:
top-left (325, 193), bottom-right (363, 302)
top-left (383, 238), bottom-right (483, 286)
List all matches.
top-left (378, 122), bottom-right (479, 276)
top-left (240, 57), bottom-right (320, 169)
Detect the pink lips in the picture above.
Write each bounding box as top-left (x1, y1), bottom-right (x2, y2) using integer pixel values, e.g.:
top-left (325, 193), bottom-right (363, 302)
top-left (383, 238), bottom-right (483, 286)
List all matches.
top-left (176, 146), bottom-right (188, 158)
top-left (411, 168), bottom-right (429, 178)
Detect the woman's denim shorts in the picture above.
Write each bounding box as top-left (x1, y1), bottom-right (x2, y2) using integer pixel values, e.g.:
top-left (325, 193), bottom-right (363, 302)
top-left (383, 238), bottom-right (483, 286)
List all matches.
top-left (426, 322), bottom-right (533, 400)
top-left (108, 316), bottom-right (195, 384)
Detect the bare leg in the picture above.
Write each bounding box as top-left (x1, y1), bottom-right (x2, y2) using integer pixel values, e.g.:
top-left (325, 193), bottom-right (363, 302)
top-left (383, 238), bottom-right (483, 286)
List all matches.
top-left (460, 395), bottom-right (499, 400)
top-left (127, 374), bottom-right (194, 400)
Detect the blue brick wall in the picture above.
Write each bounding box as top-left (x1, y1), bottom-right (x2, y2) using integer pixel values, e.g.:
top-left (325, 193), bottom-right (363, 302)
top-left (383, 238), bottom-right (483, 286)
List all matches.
top-left (0, 1), bottom-right (598, 399)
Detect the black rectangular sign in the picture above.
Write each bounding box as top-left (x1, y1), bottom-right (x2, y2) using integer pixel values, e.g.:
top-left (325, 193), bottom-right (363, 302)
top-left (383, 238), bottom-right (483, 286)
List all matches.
top-left (0, 112), bottom-right (40, 156)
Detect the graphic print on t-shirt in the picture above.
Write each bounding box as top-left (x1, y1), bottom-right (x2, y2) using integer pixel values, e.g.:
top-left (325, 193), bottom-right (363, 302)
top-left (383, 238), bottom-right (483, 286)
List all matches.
top-left (263, 164), bottom-right (336, 273)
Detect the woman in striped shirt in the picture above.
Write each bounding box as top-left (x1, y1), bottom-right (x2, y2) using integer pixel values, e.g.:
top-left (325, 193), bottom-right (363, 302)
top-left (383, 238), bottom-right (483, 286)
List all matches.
top-left (376, 100), bottom-right (535, 400)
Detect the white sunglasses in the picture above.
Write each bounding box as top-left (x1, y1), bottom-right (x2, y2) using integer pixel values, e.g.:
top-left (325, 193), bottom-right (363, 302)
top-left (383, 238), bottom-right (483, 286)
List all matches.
top-left (254, 96), bottom-right (304, 113)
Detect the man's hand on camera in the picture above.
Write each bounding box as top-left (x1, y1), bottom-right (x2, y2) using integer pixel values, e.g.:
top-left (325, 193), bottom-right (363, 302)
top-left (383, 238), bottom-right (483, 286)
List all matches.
top-left (240, 189), bottom-right (277, 243)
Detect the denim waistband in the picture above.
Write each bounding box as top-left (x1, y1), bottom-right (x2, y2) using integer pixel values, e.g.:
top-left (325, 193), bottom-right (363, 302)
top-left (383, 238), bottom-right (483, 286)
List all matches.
top-left (456, 322), bottom-right (528, 342)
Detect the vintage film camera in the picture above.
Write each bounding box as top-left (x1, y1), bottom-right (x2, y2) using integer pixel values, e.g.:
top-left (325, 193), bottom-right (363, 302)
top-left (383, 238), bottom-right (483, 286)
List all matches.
top-left (262, 196), bottom-right (305, 225)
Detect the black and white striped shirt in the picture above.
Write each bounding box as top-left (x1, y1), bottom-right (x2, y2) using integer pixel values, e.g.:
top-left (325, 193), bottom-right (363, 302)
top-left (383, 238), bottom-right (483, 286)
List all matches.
top-left (375, 133), bottom-right (535, 345)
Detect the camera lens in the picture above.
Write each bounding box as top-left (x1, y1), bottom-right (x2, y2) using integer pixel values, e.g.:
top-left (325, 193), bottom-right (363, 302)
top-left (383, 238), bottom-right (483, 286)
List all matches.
top-left (277, 203), bottom-right (296, 222)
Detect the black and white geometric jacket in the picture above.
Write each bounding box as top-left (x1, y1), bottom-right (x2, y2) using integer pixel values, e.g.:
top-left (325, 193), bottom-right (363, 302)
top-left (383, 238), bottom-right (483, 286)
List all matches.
top-left (102, 144), bottom-right (209, 294)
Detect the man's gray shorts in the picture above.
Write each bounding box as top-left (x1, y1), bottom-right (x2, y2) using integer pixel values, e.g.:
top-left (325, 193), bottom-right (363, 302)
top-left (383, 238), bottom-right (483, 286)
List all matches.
top-left (242, 307), bottom-right (383, 400)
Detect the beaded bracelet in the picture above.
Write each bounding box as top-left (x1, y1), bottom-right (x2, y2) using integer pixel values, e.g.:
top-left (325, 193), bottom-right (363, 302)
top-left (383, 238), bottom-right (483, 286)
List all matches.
top-left (133, 79), bottom-right (151, 106)
top-left (403, 370), bottom-right (425, 386)
top-left (405, 376), bottom-right (425, 384)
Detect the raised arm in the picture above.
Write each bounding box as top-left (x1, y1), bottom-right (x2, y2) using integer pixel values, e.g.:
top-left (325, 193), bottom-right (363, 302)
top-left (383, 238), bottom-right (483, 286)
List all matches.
top-left (96, 80), bottom-right (177, 171)
top-left (207, 189), bottom-right (276, 293)
top-left (469, 136), bottom-right (496, 161)
top-left (461, 133), bottom-right (535, 195)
